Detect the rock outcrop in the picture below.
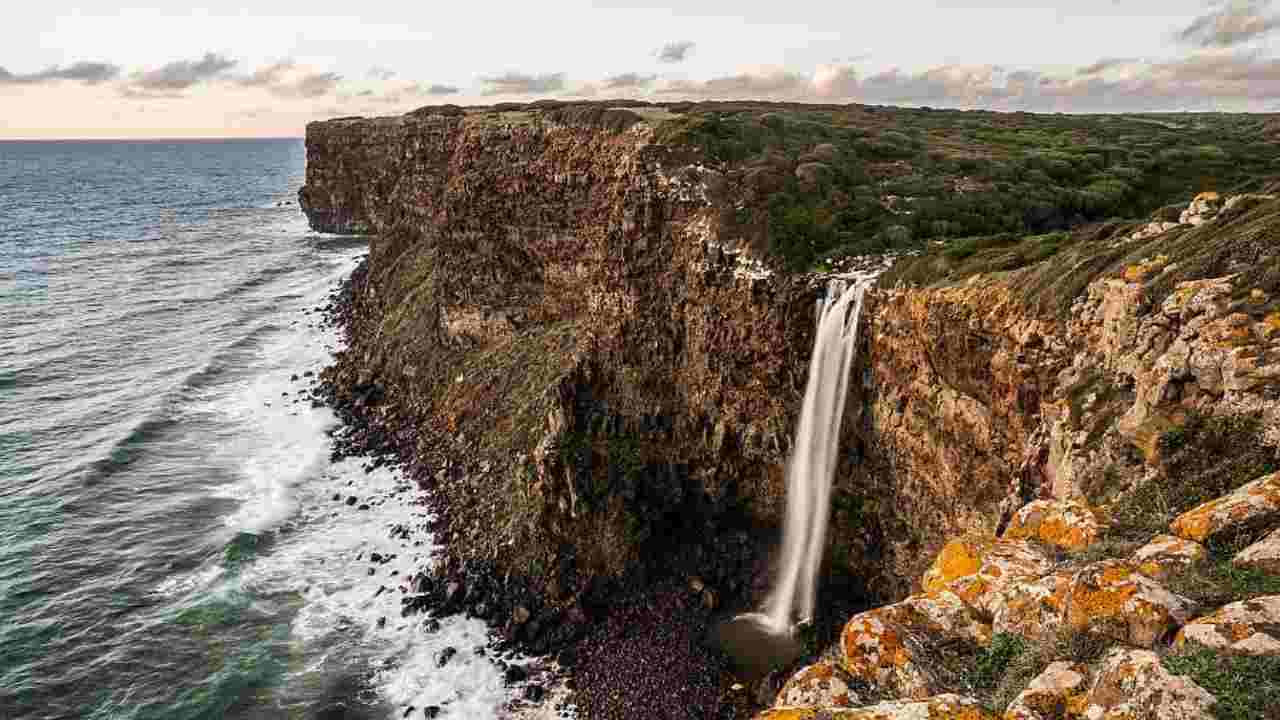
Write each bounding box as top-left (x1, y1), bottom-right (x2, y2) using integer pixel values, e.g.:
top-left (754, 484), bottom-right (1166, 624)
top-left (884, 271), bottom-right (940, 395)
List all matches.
top-left (301, 101), bottom-right (1280, 718)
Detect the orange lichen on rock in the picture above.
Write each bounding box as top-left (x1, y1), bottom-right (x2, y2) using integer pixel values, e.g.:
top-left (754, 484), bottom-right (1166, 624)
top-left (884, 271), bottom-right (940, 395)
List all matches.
top-left (1063, 560), bottom-right (1195, 647)
top-left (922, 535), bottom-right (1054, 617)
top-left (1004, 499), bottom-right (1103, 552)
top-left (1081, 648), bottom-right (1216, 720)
top-left (776, 662), bottom-right (860, 709)
top-left (758, 694), bottom-right (994, 720)
top-left (839, 591), bottom-right (991, 699)
top-left (1131, 535), bottom-right (1208, 582)
top-left (992, 570), bottom-right (1074, 641)
top-left (1175, 595), bottom-right (1280, 656)
top-left (1170, 472), bottom-right (1280, 543)
top-left (1004, 661), bottom-right (1089, 720)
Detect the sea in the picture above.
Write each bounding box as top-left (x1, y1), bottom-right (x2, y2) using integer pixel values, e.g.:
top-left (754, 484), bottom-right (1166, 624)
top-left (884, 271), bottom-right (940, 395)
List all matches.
top-left (0, 139), bottom-right (519, 719)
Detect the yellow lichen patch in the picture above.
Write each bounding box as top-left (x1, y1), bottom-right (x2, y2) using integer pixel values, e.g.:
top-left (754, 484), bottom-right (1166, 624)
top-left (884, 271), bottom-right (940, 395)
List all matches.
top-left (1171, 472), bottom-right (1280, 543)
top-left (1131, 535), bottom-right (1207, 582)
top-left (1005, 500), bottom-right (1103, 552)
top-left (755, 709), bottom-right (816, 720)
top-left (923, 536), bottom-right (990, 593)
top-left (777, 662), bottom-right (860, 709)
top-left (1261, 312), bottom-right (1280, 340)
top-left (1063, 560), bottom-right (1194, 647)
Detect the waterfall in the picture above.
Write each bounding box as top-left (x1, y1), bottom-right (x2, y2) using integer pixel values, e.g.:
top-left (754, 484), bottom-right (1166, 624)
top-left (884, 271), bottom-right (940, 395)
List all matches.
top-left (714, 277), bottom-right (872, 673)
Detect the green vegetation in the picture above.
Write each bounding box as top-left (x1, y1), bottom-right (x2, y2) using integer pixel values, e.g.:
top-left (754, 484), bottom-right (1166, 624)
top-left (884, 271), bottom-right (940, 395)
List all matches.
top-left (1109, 413), bottom-right (1278, 540)
top-left (651, 104), bottom-right (1280, 271)
top-left (966, 633), bottom-right (1029, 693)
top-left (1164, 650), bottom-right (1280, 720)
top-left (1166, 554), bottom-right (1280, 608)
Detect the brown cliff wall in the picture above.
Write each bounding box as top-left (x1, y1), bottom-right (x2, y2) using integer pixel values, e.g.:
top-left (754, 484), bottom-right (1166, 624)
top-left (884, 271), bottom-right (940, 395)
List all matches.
top-left (302, 105), bottom-right (1280, 618)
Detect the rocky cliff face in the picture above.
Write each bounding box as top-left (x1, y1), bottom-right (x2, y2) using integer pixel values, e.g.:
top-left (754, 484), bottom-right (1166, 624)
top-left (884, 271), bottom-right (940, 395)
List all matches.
top-left (302, 102), bottom-right (1280, 718)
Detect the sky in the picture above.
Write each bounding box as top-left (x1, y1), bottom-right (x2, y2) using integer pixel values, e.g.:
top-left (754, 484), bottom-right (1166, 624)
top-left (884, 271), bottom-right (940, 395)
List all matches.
top-left (2, 0), bottom-right (1279, 138)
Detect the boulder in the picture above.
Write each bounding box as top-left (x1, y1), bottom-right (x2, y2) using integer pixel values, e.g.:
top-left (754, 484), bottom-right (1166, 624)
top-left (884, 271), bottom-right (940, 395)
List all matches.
top-left (795, 162), bottom-right (832, 188)
top-left (1234, 527), bottom-right (1280, 575)
top-left (1004, 661), bottom-right (1088, 720)
top-left (1004, 500), bottom-right (1104, 553)
top-left (1063, 560), bottom-right (1196, 647)
top-left (991, 570), bottom-right (1074, 642)
top-left (1080, 648), bottom-right (1216, 720)
top-left (1131, 535), bottom-right (1208, 582)
top-left (1175, 595), bottom-right (1280, 656)
top-left (756, 694), bottom-right (994, 720)
top-left (922, 535), bottom-right (1055, 617)
top-left (775, 662), bottom-right (861, 709)
top-left (1170, 472), bottom-right (1280, 544)
top-left (1178, 192), bottom-right (1222, 227)
top-left (839, 591), bottom-right (991, 699)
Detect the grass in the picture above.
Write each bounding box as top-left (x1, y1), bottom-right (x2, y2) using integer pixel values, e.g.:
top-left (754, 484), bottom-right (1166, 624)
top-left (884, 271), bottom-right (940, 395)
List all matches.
top-left (1165, 551), bottom-right (1280, 608)
top-left (1107, 413), bottom-right (1278, 541)
top-left (1164, 650), bottom-right (1280, 720)
top-left (972, 628), bottom-right (1113, 713)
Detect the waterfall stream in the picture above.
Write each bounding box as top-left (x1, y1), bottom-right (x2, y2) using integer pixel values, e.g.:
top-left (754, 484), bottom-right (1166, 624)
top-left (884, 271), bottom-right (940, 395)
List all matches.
top-left (715, 276), bottom-right (873, 674)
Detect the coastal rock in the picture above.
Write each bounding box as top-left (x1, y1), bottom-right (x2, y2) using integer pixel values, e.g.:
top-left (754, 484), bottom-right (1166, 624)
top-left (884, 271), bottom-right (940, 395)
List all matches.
top-left (1234, 527), bottom-right (1280, 574)
top-left (839, 591), bottom-right (991, 699)
top-left (1003, 499), bottom-right (1103, 552)
top-left (1178, 192), bottom-right (1221, 226)
top-left (1170, 472), bottom-right (1280, 543)
top-left (1004, 661), bottom-right (1088, 720)
top-left (1062, 560), bottom-right (1195, 647)
top-left (775, 662), bottom-right (861, 709)
top-left (991, 569), bottom-right (1074, 641)
top-left (1175, 595), bottom-right (1280, 656)
top-left (1131, 535), bottom-right (1208, 581)
top-left (757, 694), bottom-right (994, 720)
top-left (1081, 648), bottom-right (1216, 720)
top-left (921, 535), bottom-right (1054, 617)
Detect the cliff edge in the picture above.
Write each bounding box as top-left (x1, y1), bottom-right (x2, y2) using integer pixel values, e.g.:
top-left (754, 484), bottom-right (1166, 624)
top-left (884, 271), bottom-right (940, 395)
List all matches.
top-left (301, 100), bottom-right (1280, 718)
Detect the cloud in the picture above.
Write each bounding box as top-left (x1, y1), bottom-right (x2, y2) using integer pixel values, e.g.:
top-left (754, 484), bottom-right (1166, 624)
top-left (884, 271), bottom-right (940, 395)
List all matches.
top-left (602, 72), bottom-right (657, 89)
top-left (655, 68), bottom-right (809, 98)
top-left (130, 52), bottom-right (237, 91)
top-left (367, 66), bottom-right (397, 81)
top-left (234, 60), bottom-right (342, 98)
top-left (1177, 0), bottom-right (1279, 47)
top-left (238, 60), bottom-right (296, 88)
top-left (479, 71), bottom-right (566, 95)
top-left (655, 40), bottom-right (696, 64)
top-left (412, 83), bottom-right (461, 96)
top-left (0, 61), bottom-right (121, 85)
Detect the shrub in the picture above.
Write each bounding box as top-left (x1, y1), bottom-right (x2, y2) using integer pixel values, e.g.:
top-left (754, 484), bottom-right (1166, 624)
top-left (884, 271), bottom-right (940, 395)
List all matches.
top-left (1164, 650), bottom-right (1280, 720)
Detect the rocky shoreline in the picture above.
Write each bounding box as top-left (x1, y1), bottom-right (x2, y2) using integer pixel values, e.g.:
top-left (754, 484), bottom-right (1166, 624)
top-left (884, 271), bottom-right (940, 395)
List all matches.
top-left (313, 258), bottom-right (864, 718)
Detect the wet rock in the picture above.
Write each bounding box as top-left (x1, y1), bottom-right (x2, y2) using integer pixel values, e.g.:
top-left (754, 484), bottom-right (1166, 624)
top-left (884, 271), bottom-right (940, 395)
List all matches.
top-left (422, 706), bottom-right (441, 719)
top-left (504, 664), bottom-right (528, 684)
top-left (774, 662), bottom-right (860, 709)
top-left (512, 605), bottom-right (531, 625)
top-left (1176, 595), bottom-right (1280, 656)
top-left (437, 646), bottom-right (457, 667)
top-left (1171, 471), bottom-right (1280, 543)
top-left (1131, 534), bottom-right (1207, 581)
top-left (1004, 499), bottom-right (1103, 552)
top-left (1063, 560), bottom-right (1195, 647)
top-left (345, 496), bottom-right (357, 506)
top-left (523, 683), bottom-right (544, 702)
top-left (921, 534), bottom-right (1054, 616)
top-left (1081, 648), bottom-right (1216, 720)
top-left (1004, 661), bottom-right (1088, 720)
top-left (1234, 527), bottom-right (1280, 574)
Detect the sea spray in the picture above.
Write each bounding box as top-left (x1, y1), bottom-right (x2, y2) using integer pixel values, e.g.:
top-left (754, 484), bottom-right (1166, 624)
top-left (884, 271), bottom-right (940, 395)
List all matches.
top-left (714, 276), bottom-right (873, 676)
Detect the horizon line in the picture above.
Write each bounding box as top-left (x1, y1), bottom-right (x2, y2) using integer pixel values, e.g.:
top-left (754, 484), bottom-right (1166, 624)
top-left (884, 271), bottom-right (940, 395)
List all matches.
top-left (0, 135), bottom-right (304, 142)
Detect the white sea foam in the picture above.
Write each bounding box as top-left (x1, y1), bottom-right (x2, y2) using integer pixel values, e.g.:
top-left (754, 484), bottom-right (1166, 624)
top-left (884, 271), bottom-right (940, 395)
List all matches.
top-left (195, 246), bottom-right (514, 718)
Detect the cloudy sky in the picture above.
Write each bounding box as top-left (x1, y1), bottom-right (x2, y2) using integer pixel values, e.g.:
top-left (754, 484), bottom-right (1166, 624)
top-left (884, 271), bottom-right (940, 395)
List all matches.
top-left (2, 0), bottom-right (1279, 138)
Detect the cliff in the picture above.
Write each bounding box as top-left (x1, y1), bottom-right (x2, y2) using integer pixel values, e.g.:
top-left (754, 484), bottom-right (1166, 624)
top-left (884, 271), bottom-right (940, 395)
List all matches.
top-left (302, 101), bottom-right (1280, 718)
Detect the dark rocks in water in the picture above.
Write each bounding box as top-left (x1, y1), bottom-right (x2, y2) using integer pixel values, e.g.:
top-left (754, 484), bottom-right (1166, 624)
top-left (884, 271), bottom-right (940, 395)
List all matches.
top-left (437, 646), bottom-right (457, 668)
top-left (523, 683), bottom-right (545, 702)
top-left (304, 370), bottom-right (314, 377)
top-left (422, 706), bottom-right (441, 719)
top-left (345, 496), bottom-right (357, 506)
top-left (424, 618), bottom-right (442, 633)
top-left (358, 504), bottom-right (370, 511)
top-left (290, 374), bottom-right (300, 381)
top-left (332, 493), bottom-right (341, 501)
top-left (377, 616), bottom-right (386, 628)
top-left (709, 615), bottom-right (803, 683)
top-left (503, 664), bottom-right (528, 684)
top-left (402, 707), bottom-right (415, 719)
